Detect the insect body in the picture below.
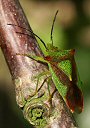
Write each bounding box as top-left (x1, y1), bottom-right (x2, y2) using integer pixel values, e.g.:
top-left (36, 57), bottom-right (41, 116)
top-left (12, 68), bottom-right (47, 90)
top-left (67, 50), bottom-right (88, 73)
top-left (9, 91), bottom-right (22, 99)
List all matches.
top-left (8, 11), bottom-right (83, 113)
top-left (22, 44), bottom-right (83, 113)
top-left (45, 47), bottom-right (83, 113)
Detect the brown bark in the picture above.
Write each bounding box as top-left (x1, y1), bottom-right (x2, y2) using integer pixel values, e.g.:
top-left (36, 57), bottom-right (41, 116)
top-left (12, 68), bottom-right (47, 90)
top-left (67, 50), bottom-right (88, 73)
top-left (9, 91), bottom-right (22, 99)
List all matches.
top-left (0, 0), bottom-right (77, 128)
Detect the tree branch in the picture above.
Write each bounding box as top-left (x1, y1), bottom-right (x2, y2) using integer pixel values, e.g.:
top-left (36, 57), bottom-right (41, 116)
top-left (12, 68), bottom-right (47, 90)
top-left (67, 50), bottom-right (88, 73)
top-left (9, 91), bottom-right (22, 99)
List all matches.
top-left (0, 0), bottom-right (77, 127)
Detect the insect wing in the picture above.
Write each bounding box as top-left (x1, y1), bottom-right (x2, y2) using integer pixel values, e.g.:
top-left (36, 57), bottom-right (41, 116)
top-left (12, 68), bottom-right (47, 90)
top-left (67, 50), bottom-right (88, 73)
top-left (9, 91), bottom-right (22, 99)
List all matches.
top-left (70, 57), bottom-right (83, 113)
top-left (46, 54), bottom-right (83, 113)
top-left (58, 56), bottom-right (83, 113)
top-left (66, 82), bottom-right (83, 113)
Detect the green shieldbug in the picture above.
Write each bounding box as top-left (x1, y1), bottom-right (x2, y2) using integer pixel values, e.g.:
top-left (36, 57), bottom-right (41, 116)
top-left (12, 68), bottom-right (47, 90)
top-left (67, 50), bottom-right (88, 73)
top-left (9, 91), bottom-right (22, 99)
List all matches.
top-left (7, 10), bottom-right (83, 113)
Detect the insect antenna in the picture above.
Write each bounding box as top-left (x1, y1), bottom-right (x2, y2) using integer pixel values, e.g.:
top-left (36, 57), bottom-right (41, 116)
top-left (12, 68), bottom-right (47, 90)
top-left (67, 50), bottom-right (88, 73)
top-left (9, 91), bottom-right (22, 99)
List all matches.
top-left (7, 23), bottom-right (47, 50)
top-left (50, 10), bottom-right (59, 46)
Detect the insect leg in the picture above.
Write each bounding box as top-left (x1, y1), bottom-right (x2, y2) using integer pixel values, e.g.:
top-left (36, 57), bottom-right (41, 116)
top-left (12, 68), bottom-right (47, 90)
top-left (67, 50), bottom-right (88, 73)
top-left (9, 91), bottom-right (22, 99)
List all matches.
top-left (37, 76), bottom-right (51, 94)
top-left (29, 71), bottom-right (50, 97)
top-left (46, 76), bottom-right (57, 105)
top-left (47, 76), bottom-right (52, 96)
top-left (33, 71), bottom-right (50, 92)
top-left (16, 53), bottom-right (48, 64)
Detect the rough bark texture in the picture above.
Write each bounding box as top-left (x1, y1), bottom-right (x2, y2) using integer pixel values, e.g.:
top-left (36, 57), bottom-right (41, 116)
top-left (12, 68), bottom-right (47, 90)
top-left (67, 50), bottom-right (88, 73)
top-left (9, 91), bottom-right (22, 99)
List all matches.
top-left (0, 0), bottom-right (77, 128)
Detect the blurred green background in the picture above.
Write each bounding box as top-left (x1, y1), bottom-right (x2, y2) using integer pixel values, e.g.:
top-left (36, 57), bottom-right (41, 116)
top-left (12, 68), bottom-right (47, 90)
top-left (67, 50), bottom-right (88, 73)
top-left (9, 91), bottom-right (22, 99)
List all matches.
top-left (0, 0), bottom-right (90, 128)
